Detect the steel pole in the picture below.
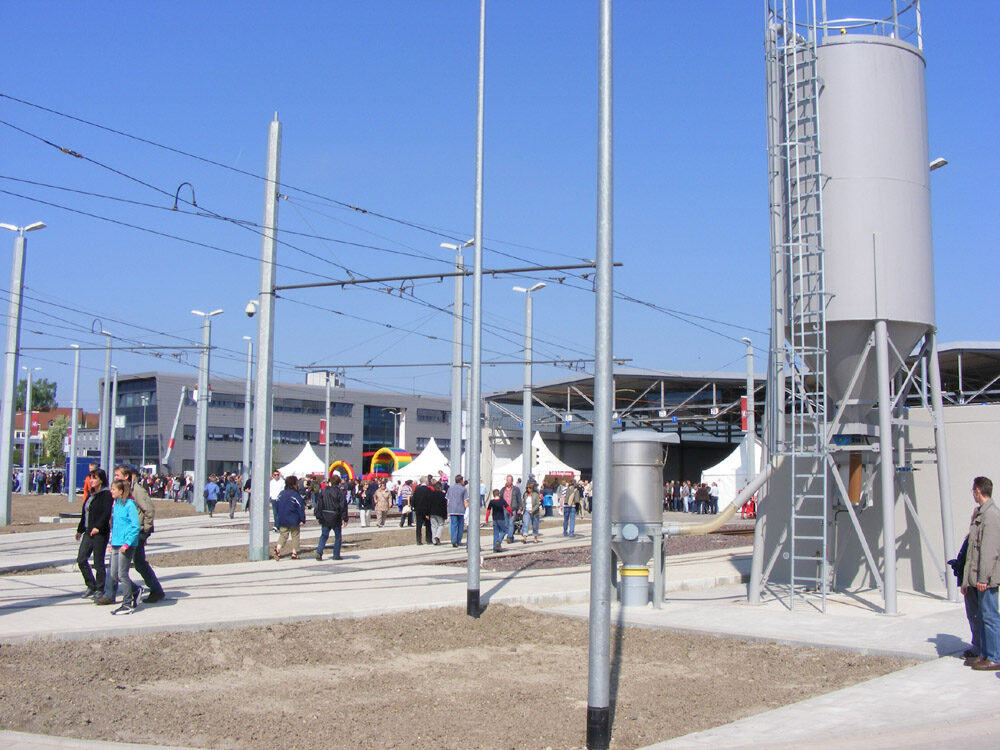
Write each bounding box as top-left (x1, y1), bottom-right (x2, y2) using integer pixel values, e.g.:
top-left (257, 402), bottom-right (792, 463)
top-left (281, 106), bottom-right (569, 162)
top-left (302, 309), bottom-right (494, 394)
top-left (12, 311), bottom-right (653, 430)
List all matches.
top-left (521, 291), bottom-right (533, 487)
top-left (22, 367), bottom-right (33, 493)
top-left (927, 330), bottom-right (958, 603)
top-left (324, 371), bottom-right (331, 473)
top-left (100, 333), bottom-right (111, 473)
top-left (108, 368), bottom-right (118, 472)
top-left (0, 235), bottom-right (26, 524)
top-left (466, 0), bottom-right (486, 617)
top-left (587, 0), bottom-right (613, 746)
top-left (193, 317), bottom-right (211, 512)
top-left (743, 338), bottom-right (756, 479)
top-left (67, 345), bottom-right (80, 502)
top-left (250, 115), bottom-right (282, 561)
top-left (874, 319), bottom-right (898, 616)
top-left (243, 337), bottom-right (253, 482)
top-left (141, 396), bottom-right (148, 469)
top-left (450, 249), bottom-right (464, 479)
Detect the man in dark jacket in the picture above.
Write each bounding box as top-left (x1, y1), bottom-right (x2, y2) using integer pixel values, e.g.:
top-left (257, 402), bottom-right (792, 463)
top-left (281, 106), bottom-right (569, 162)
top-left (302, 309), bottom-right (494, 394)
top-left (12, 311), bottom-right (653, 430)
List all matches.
top-left (428, 481), bottom-right (448, 545)
top-left (314, 475), bottom-right (348, 560)
top-left (76, 469), bottom-right (112, 598)
top-left (410, 476), bottom-right (433, 545)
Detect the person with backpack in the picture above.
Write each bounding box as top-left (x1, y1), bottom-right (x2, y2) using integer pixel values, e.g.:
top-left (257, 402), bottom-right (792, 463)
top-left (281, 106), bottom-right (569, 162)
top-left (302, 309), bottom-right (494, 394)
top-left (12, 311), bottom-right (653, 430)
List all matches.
top-left (314, 474), bottom-right (348, 561)
top-left (273, 475), bottom-right (306, 560)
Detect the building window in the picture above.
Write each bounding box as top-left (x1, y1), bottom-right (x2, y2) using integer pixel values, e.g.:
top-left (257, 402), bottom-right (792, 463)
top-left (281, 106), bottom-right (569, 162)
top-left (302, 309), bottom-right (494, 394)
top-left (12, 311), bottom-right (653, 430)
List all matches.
top-left (363, 405), bottom-right (398, 453)
top-left (418, 437), bottom-right (451, 452)
top-left (274, 398), bottom-right (325, 415)
top-left (331, 432), bottom-right (352, 447)
top-left (274, 429), bottom-right (318, 444)
top-left (416, 408), bottom-right (448, 423)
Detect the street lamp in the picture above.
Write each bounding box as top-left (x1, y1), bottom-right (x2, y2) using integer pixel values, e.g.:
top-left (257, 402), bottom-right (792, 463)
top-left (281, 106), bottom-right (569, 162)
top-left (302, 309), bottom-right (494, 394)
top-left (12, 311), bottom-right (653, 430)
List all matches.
top-left (242, 334), bottom-right (253, 484)
top-left (140, 394), bottom-right (150, 469)
top-left (513, 282), bottom-right (546, 486)
top-left (99, 329), bottom-right (112, 473)
top-left (0, 221), bottom-right (44, 522)
top-left (381, 407), bottom-right (401, 447)
top-left (21, 365), bottom-right (41, 493)
top-left (441, 239), bottom-right (474, 476)
top-left (191, 309), bottom-right (223, 512)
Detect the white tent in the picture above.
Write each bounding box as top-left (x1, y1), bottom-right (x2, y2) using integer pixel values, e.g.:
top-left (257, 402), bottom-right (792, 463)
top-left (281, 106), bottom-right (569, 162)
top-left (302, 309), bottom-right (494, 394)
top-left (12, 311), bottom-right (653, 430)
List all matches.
top-left (700, 435), bottom-right (764, 505)
top-left (490, 432), bottom-right (580, 490)
top-left (392, 436), bottom-right (450, 482)
top-left (278, 442), bottom-right (327, 477)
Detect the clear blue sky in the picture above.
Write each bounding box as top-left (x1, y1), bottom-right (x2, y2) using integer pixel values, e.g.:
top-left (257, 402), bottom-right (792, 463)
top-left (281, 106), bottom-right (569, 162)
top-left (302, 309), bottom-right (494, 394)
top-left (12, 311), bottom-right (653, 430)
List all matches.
top-left (1, 1), bottom-right (997, 411)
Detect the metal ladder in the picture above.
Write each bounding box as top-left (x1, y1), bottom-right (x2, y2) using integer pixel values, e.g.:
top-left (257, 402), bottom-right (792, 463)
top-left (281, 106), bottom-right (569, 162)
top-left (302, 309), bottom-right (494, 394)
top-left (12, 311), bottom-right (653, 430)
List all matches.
top-left (771, 1), bottom-right (830, 610)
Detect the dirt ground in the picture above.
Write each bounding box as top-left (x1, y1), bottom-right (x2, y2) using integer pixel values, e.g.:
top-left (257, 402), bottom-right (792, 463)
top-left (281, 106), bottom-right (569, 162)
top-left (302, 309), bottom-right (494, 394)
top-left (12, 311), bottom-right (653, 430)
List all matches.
top-left (0, 605), bottom-right (913, 750)
top-left (0, 494), bottom-right (197, 534)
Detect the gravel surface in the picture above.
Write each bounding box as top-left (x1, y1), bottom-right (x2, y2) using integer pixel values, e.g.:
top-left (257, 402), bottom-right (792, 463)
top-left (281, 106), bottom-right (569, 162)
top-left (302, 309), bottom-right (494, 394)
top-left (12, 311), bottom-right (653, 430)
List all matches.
top-left (0, 605), bottom-right (912, 749)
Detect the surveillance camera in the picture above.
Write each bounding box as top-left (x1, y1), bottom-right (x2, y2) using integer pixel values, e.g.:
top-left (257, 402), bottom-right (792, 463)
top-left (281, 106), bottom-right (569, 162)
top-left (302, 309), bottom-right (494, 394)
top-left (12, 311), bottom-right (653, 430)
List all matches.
top-left (245, 300), bottom-right (258, 318)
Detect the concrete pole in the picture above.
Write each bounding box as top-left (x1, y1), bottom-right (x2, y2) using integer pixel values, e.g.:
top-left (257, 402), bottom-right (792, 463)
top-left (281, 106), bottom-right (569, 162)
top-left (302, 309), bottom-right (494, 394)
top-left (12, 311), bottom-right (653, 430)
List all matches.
top-left (874, 319), bottom-right (898, 616)
top-left (927, 330), bottom-right (959, 603)
top-left (518, 286), bottom-right (543, 486)
top-left (250, 114), bottom-right (282, 561)
top-left (22, 367), bottom-right (33, 493)
top-left (242, 336), bottom-right (253, 482)
top-left (0, 235), bottom-right (26, 524)
top-left (450, 248), bottom-right (464, 479)
top-left (743, 338), bottom-right (756, 480)
top-left (193, 315), bottom-right (212, 512)
top-left (324, 371), bottom-right (331, 474)
top-left (100, 332), bottom-right (111, 473)
top-left (68, 345), bottom-right (80, 502)
top-left (108, 368), bottom-right (118, 472)
top-left (587, 0), bottom-right (613, 747)
top-left (466, 0), bottom-right (486, 617)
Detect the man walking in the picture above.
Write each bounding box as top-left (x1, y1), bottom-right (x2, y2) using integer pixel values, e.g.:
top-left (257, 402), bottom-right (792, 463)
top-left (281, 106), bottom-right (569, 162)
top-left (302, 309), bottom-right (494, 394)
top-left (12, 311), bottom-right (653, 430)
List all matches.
top-left (501, 475), bottom-right (522, 545)
top-left (963, 476), bottom-right (1000, 671)
top-left (314, 474), bottom-right (347, 561)
top-left (410, 476), bottom-right (433, 545)
top-left (446, 475), bottom-right (468, 547)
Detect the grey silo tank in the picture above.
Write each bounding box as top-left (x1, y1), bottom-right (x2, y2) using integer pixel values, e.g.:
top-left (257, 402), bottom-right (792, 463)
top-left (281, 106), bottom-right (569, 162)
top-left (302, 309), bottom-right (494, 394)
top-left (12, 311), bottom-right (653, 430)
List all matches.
top-left (816, 35), bottom-right (935, 404)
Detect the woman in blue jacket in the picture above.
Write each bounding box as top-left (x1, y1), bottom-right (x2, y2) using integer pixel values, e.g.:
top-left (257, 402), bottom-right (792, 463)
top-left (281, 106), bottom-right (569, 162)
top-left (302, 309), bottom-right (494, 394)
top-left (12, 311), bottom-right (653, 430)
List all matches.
top-left (274, 475), bottom-right (307, 560)
top-left (109, 478), bottom-right (141, 615)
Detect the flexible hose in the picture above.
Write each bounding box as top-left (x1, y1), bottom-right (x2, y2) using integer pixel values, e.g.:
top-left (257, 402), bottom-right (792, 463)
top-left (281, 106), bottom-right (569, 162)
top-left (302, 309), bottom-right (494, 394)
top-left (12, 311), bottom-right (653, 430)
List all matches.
top-left (662, 459), bottom-right (777, 536)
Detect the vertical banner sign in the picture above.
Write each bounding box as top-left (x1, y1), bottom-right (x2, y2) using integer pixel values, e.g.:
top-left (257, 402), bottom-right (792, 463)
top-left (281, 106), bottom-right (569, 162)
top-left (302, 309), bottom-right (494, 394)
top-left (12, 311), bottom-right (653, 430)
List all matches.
top-left (30, 411), bottom-right (40, 437)
top-left (740, 397), bottom-right (748, 432)
top-left (319, 419), bottom-right (327, 445)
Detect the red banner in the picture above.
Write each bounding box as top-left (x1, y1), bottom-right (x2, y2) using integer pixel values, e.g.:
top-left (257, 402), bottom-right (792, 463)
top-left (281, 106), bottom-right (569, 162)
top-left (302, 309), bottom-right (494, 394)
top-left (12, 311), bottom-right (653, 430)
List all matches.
top-left (740, 397), bottom-right (748, 432)
top-left (31, 412), bottom-right (39, 437)
top-left (319, 419), bottom-right (327, 445)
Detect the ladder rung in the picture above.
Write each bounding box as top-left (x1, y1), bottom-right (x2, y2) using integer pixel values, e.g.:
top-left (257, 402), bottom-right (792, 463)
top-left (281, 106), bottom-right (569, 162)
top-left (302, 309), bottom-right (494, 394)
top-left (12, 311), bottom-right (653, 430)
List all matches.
top-left (793, 535), bottom-right (826, 540)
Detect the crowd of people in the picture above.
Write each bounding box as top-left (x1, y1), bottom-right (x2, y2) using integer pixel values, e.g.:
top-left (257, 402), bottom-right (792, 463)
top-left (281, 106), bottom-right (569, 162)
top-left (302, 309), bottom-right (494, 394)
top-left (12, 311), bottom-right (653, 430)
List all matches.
top-left (10, 469), bottom-right (65, 494)
top-left (663, 480), bottom-right (721, 514)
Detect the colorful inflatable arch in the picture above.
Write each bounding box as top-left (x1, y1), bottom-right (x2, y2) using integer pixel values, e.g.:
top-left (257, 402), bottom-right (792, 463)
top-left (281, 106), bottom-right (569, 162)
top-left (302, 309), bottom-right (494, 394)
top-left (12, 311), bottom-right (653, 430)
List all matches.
top-left (328, 461), bottom-right (355, 482)
top-left (364, 447), bottom-right (412, 478)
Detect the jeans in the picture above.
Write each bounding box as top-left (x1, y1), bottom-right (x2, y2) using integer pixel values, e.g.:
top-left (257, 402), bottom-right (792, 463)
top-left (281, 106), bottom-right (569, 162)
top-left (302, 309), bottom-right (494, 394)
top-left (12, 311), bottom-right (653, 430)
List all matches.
top-left (317, 524), bottom-right (342, 559)
top-left (965, 587), bottom-right (983, 656)
top-left (492, 519), bottom-right (506, 550)
top-left (270, 500), bottom-right (278, 529)
top-left (132, 530), bottom-right (164, 597)
top-left (109, 545), bottom-right (136, 605)
top-left (77, 533), bottom-right (108, 592)
top-left (505, 510), bottom-right (516, 543)
top-left (399, 508), bottom-right (413, 527)
top-left (449, 514), bottom-right (464, 545)
top-left (563, 506), bottom-right (577, 536)
top-left (523, 512), bottom-right (539, 538)
top-left (976, 586), bottom-right (1000, 663)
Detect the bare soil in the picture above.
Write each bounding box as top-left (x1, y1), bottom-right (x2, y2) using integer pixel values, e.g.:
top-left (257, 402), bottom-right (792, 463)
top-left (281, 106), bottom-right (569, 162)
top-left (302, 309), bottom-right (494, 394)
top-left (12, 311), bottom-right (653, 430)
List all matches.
top-left (0, 605), bottom-right (913, 750)
top-left (1, 494), bottom-right (197, 534)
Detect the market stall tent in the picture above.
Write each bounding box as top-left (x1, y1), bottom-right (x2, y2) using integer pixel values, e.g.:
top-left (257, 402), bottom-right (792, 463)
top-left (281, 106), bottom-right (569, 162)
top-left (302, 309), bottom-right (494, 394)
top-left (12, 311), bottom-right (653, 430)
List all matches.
top-left (490, 432), bottom-right (580, 490)
top-left (278, 442), bottom-right (326, 477)
top-left (699, 435), bottom-right (764, 504)
top-left (392, 437), bottom-right (450, 482)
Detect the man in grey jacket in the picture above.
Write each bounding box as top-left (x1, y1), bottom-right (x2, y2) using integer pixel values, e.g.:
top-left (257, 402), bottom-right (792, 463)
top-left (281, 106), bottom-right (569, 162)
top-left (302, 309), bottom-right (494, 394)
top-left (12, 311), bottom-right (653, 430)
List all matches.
top-left (963, 476), bottom-right (1000, 671)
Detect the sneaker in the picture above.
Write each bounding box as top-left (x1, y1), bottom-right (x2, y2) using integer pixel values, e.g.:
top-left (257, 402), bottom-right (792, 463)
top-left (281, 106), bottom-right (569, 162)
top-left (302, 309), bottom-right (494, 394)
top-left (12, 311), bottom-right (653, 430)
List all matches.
top-left (111, 603), bottom-right (134, 616)
top-left (142, 592), bottom-right (165, 604)
top-left (131, 585), bottom-right (144, 608)
top-left (94, 597), bottom-right (115, 606)
top-left (80, 589), bottom-right (97, 599)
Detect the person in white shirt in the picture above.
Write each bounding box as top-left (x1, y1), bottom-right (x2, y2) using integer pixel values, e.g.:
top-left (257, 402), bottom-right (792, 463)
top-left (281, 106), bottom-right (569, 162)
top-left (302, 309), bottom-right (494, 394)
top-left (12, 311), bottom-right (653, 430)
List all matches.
top-left (268, 470), bottom-right (284, 532)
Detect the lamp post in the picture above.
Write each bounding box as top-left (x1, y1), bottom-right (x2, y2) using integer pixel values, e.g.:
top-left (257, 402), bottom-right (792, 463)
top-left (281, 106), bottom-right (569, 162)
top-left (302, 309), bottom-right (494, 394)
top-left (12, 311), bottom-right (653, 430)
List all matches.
top-left (108, 366), bottom-right (119, 471)
top-left (191, 309), bottom-right (222, 512)
top-left (99, 329), bottom-right (112, 473)
top-left (742, 337), bottom-right (756, 481)
top-left (0, 220), bottom-right (44, 525)
top-left (67, 344), bottom-right (80, 502)
top-left (140, 394), bottom-right (150, 469)
top-left (514, 283), bottom-right (545, 489)
top-left (442, 239), bottom-right (473, 478)
top-left (21, 365), bottom-right (41, 492)
top-left (242, 335), bottom-right (253, 484)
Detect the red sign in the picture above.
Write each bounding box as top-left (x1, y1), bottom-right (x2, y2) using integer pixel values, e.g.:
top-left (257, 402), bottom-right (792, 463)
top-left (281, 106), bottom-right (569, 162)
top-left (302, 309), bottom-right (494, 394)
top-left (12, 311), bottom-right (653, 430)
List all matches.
top-left (319, 419), bottom-right (327, 445)
top-left (31, 412), bottom-right (39, 437)
top-left (740, 397), bottom-right (748, 432)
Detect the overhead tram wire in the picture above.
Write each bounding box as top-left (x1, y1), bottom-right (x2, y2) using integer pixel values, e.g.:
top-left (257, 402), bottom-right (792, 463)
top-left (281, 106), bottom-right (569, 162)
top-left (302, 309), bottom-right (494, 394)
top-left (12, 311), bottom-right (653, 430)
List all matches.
top-left (1, 96), bottom-right (766, 355)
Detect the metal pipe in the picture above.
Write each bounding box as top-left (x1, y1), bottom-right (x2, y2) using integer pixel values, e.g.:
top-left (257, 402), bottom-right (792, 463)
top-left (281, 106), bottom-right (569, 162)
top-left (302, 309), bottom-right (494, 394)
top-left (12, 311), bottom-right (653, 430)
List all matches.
top-left (875, 319), bottom-right (898, 615)
top-left (466, 0), bottom-right (486, 617)
top-left (250, 114), bottom-right (282, 561)
top-left (927, 330), bottom-right (958, 603)
top-left (67, 344), bottom-right (79, 502)
top-left (587, 0), bottom-right (613, 746)
top-left (162, 386), bottom-right (187, 469)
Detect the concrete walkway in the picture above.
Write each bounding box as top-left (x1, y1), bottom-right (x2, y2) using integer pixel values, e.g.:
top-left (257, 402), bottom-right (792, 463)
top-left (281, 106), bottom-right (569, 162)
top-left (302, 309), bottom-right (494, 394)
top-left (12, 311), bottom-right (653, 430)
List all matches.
top-left (2, 515), bottom-right (998, 749)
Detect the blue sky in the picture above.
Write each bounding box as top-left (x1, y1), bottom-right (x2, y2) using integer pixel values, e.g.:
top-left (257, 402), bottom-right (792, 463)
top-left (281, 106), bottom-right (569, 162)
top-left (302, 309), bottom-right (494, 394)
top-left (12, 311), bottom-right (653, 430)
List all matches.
top-left (1, 1), bottom-right (997, 411)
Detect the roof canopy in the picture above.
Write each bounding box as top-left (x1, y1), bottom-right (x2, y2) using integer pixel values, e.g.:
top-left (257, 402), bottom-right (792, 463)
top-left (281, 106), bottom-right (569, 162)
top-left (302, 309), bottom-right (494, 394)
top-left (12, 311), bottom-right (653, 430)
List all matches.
top-left (278, 442), bottom-right (326, 478)
top-left (491, 432), bottom-right (579, 490)
top-left (393, 437), bottom-right (449, 482)
top-left (699, 435), bottom-right (763, 504)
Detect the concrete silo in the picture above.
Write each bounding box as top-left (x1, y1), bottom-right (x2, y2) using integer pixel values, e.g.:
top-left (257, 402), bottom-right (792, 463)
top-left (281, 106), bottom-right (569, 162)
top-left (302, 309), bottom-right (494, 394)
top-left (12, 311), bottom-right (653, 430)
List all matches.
top-left (753, 1), bottom-right (957, 614)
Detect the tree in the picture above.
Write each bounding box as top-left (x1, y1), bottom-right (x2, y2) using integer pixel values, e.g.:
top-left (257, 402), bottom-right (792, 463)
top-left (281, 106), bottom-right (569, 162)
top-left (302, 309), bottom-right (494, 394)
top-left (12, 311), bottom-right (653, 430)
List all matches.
top-left (15, 378), bottom-right (58, 411)
top-left (43, 415), bottom-right (70, 465)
